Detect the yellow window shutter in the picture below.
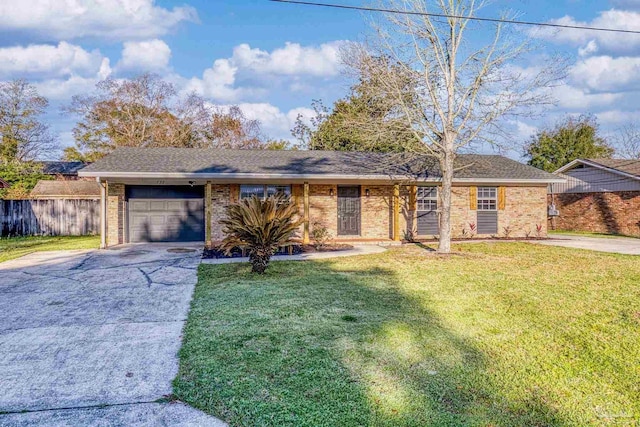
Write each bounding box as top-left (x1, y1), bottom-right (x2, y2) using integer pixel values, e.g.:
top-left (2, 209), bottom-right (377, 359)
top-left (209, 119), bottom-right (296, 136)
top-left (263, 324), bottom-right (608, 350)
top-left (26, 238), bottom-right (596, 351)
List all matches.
top-left (498, 186), bottom-right (506, 210)
top-left (469, 186), bottom-right (477, 210)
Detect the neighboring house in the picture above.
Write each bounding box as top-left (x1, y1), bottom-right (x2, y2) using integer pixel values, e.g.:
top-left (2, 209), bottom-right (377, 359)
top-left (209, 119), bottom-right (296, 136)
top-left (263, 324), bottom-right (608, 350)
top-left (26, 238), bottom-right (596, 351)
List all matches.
top-left (30, 180), bottom-right (101, 199)
top-left (78, 147), bottom-right (561, 248)
top-left (551, 158), bottom-right (640, 237)
top-left (40, 161), bottom-right (88, 180)
top-left (0, 178), bottom-right (10, 189)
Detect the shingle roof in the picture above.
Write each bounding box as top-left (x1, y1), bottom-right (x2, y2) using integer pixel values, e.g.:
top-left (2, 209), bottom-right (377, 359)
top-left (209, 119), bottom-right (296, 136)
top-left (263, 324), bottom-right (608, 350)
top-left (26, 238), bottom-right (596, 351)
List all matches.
top-left (79, 147), bottom-right (560, 182)
top-left (40, 161), bottom-right (87, 176)
top-left (587, 158), bottom-right (640, 178)
top-left (30, 180), bottom-right (101, 198)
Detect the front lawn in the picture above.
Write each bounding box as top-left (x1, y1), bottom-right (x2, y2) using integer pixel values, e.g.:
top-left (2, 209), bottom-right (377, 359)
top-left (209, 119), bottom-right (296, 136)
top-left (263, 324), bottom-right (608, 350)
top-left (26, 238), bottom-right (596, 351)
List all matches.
top-left (174, 243), bottom-right (640, 426)
top-left (0, 235), bottom-right (100, 263)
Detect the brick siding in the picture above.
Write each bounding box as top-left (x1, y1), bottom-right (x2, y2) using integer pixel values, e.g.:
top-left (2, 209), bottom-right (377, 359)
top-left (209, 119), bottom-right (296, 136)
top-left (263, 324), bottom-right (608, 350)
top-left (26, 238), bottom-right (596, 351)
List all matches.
top-left (104, 182), bottom-right (549, 246)
top-left (106, 183), bottom-right (124, 246)
top-left (549, 191), bottom-right (640, 237)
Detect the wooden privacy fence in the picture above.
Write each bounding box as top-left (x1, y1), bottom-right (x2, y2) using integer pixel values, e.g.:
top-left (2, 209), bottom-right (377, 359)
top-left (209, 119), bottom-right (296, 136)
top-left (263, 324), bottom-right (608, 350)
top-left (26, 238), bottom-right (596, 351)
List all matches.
top-left (0, 199), bottom-right (100, 237)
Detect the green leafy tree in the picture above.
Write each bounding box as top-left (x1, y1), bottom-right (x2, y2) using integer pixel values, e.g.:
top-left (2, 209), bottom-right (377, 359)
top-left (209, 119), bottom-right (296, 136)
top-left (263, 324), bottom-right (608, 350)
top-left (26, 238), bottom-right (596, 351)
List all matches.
top-left (292, 57), bottom-right (421, 152)
top-left (219, 195), bottom-right (302, 274)
top-left (0, 161), bottom-right (51, 199)
top-left (525, 115), bottom-right (614, 172)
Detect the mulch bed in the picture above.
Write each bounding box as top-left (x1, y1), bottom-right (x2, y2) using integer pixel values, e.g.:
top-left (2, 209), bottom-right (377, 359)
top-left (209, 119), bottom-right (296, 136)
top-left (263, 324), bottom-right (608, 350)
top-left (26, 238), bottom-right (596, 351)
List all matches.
top-left (202, 243), bottom-right (353, 259)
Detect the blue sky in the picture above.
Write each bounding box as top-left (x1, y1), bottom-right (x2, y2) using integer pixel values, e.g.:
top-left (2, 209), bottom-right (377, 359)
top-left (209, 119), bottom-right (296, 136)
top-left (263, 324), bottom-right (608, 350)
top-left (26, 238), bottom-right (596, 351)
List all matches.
top-left (1, 0), bottom-right (639, 159)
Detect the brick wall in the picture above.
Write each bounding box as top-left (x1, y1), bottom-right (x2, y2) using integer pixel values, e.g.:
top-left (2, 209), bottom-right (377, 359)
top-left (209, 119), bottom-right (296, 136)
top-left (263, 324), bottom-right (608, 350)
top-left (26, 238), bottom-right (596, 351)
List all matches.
top-left (448, 185), bottom-right (547, 238)
top-left (105, 182), bottom-right (549, 246)
top-left (210, 184), bottom-right (231, 242)
top-left (550, 191), bottom-right (640, 237)
top-left (106, 183), bottom-right (124, 246)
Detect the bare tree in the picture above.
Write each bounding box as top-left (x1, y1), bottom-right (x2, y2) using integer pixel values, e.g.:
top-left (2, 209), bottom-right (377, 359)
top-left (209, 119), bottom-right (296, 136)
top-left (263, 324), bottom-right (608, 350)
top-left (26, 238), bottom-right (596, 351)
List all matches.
top-left (64, 74), bottom-right (270, 161)
top-left (0, 79), bottom-right (57, 163)
top-left (203, 105), bottom-right (265, 149)
top-left (613, 124), bottom-right (640, 159)
top-left (344, 0), bottom-right (563, 253)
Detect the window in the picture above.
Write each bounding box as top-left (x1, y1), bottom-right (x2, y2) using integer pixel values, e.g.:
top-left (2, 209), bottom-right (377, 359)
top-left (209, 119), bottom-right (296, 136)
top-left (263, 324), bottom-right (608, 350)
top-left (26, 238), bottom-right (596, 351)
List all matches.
top-left (416, 186), bottom-right (438, 235)
top-left (240, 184), bottom-right (291, 200)
top-left (477, 187), bottom-right (497, 211)
top-left (476, 187), bottom-right (498, 234)
top-left (416, 187), bottom-right (437, 211)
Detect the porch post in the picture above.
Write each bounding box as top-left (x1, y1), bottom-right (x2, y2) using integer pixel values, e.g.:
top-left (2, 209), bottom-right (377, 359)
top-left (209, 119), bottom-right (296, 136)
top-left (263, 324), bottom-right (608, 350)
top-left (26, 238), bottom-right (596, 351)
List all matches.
top-left (205, 181), bottom-right (212, 247)
top-left (393, 183), bottom-right (400, 242)
top-left (99, 178), bottom-right (107, 249)
top-left (303, 182), bottom-right (310, 244)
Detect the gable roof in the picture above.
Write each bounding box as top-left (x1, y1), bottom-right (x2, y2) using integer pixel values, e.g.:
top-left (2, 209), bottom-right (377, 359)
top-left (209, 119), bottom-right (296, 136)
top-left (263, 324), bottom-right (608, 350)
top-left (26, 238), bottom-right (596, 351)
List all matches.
top-left (40, 161), bottom-right (87, 176)
top-left (30, 180), bottom-right (101, 198)
top-left (79, 147), bottom-right (562, 183)
top-left (555, 158), bottom-right (640, 182)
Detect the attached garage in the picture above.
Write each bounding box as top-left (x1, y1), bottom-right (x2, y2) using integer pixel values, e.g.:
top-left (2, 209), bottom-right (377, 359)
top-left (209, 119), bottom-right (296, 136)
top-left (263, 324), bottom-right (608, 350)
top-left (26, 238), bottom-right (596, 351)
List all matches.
top-left (126, 185), bottom-right (205, 243)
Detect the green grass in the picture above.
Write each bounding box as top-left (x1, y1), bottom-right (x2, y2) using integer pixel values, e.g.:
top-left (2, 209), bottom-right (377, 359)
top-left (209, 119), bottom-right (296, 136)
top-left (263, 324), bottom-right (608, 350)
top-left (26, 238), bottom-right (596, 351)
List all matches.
top-left (550, 230), bottom-right (639, 239)
top-left (0, 235), bottom-right (100, 263)
top-left (174, 243), bottom-right (640, 426)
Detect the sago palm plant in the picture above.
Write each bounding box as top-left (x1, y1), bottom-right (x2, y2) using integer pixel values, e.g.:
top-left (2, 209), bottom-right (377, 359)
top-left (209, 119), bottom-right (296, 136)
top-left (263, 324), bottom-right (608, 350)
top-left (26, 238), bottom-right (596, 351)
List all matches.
top-left (219, 194), bottom-right (302, 273)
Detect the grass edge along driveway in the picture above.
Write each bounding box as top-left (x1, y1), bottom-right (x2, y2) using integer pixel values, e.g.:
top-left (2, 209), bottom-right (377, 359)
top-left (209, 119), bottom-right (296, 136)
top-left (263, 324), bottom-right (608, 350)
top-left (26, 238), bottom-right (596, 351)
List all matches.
top-left (174, 242), bottom-right (640, 427)
top-left (0, 235), bottom-right (100, 263)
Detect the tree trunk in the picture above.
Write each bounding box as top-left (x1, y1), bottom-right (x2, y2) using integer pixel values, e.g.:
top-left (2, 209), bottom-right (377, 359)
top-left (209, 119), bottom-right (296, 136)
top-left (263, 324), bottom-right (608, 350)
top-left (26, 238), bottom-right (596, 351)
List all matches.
top-left (438, 150), bottom-right (455, 253)
top-left (249, 249), bottom-right (271, 274)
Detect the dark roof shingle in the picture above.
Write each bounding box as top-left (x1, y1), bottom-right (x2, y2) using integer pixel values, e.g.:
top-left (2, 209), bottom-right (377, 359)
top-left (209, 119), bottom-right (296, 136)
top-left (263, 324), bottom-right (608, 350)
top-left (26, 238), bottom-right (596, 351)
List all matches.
top-left (79, 147), bottom-right (559, 182)
top-left (40, 161), bottom-right (87, 176)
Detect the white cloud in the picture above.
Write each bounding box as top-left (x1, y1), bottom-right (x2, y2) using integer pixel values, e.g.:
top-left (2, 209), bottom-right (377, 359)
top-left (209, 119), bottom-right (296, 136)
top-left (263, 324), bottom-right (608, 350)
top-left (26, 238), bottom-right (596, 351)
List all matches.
top-left (231, 41), bottom-right (344, 77)
top-left (0, 0), bottom-right (197, 41)
top-left (531, 10), bottom-right (640, 56)
top-left (596, 109), bottom-right (640, 125)
top-left (182, 59), bottom-right (247, 101)
top-left (554, 84), bottom-right (623, 109)
top-left (0, 42), bottom-right (105, 78)
top-left (570, 56), bottom-right (640, 93)
top-left (118, 39), bottom-right (171, 71)
top-left (34, 57), bottom-right (112, 99)
top-left (182, 41), bottom-right (345, 102)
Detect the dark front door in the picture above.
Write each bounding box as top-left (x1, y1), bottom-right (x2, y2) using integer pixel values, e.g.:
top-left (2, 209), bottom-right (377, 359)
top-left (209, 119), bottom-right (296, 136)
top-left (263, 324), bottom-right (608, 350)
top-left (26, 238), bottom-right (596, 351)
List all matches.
top-left (337, 186), bottom-right (361, 236)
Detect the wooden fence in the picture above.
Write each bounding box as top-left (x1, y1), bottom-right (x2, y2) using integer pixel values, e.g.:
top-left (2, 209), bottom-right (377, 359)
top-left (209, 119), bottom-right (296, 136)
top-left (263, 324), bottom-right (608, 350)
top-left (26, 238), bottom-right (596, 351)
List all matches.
top-left (0, 199), bottom-right (100, 237)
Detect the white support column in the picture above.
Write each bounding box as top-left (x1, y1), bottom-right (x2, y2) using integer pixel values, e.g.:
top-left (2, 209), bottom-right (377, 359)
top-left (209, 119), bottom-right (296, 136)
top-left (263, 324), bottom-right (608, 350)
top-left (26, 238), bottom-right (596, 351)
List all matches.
top-left (99, 178), bottom-right (107, 249)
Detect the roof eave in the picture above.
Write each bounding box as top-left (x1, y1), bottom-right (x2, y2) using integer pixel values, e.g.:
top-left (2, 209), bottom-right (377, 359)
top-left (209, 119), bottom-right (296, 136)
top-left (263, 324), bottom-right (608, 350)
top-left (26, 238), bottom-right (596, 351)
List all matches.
top-left (79, 170), bottom-right (562, 184)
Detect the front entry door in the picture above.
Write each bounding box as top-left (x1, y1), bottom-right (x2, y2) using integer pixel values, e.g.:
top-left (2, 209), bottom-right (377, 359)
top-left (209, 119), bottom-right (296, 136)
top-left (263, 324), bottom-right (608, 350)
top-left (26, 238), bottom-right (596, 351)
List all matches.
top-left (337, 186), bottom-right (361, 236)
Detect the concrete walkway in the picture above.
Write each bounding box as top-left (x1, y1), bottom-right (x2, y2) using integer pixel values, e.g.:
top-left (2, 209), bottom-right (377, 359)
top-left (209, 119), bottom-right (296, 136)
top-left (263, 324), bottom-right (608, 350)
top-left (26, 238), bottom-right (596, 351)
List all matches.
top-left (0, 245), bottom-right (225, 427)
top-left (532, 233), bottom-right (640, 255)
top-left (201, 244), bottom-right (388, 264)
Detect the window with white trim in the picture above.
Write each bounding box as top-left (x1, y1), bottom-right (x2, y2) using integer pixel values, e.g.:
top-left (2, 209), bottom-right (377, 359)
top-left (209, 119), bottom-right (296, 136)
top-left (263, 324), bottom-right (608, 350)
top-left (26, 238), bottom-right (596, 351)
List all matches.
top-left (477, 187), bottom-right (497, 211)
top-left (416, 187), bottom-right (437, 211)
top-left (240, 184), bottom-right (291, 200)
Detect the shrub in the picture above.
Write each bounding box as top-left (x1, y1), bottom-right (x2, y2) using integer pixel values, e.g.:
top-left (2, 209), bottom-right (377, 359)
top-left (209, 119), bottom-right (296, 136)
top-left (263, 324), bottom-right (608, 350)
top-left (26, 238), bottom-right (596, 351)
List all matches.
top-left (503, 225), bottom-right (513, 238)
top-left (219, 195), bottom-right (303, 274)
top-left (311, 221), bottom-right (331, 249)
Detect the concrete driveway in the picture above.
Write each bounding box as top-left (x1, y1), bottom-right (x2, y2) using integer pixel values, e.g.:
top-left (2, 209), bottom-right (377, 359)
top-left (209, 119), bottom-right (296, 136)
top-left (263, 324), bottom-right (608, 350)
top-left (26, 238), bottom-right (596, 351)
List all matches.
top-left (0, 245), bottom-right (225, 426)
top-left (534, 233), bottom-right (640, 255)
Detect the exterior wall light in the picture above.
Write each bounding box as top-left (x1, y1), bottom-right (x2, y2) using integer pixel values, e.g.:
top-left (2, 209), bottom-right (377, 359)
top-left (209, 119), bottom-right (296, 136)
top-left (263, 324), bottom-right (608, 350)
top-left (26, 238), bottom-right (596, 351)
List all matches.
top-left (365, 188), bottom-right (370, 197)
top-left (329, 188), bottom-right (334, 196)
